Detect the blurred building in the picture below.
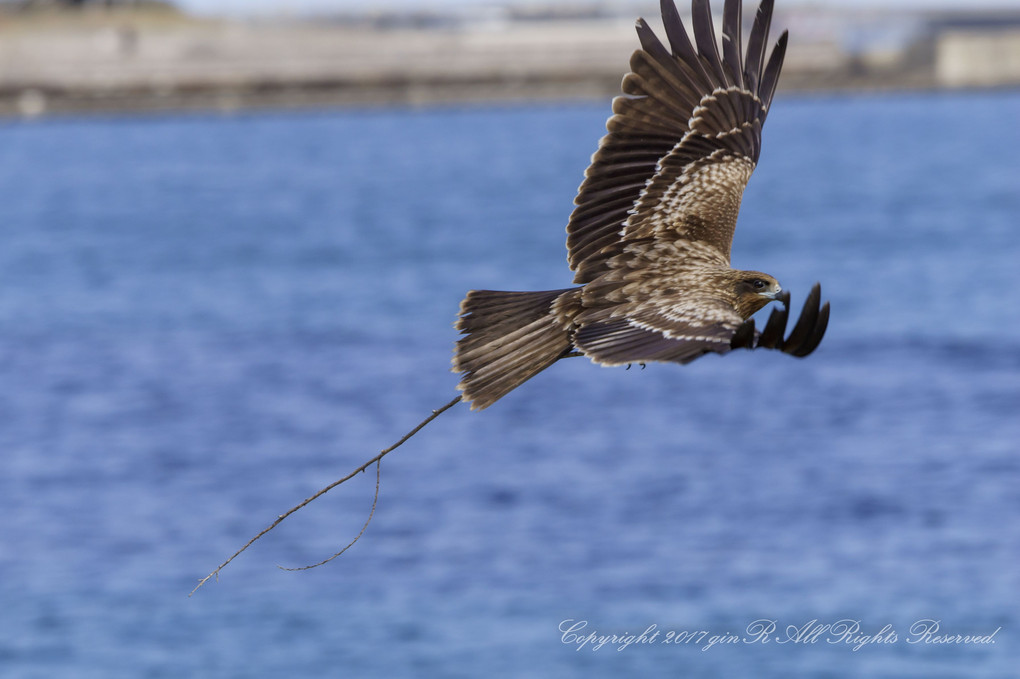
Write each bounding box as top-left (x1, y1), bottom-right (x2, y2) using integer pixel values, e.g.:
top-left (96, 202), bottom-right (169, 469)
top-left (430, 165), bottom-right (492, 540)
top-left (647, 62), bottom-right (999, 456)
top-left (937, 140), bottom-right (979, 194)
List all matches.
top-left (928, 13), bottom-right (1020, 88)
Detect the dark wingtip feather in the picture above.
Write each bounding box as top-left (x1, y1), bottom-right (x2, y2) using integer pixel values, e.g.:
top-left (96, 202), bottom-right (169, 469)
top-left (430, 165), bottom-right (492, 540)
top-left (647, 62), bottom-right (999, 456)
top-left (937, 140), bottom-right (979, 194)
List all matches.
top-left (743, 0), bottom-right (774, 92)
top-left (756, 301), bottom-right (788, 349)
top-left (659, 0), bottom-right (685, 52)
top-left (782, 283), bottom-right (821, 356)
top-left (660, 0), bottom-right (702, 75)
top-left (731, 318), bottom-right (756, 349)
top-left (692, 0), bottom-right (728, 85)
top-left (722, 0), bottom-right (743, 85)
top-left (635, 17), bottom-right (668, 58)
top-left (790, 299), bottom-right (829, 357)
top-left (759, 30), bottom-right (789, 112)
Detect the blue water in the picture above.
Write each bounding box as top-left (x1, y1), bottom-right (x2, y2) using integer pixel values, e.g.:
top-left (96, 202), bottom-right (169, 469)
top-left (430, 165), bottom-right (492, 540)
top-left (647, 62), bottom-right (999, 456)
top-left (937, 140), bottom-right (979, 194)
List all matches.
top-left (0, 90), bottom-right (1017, 678)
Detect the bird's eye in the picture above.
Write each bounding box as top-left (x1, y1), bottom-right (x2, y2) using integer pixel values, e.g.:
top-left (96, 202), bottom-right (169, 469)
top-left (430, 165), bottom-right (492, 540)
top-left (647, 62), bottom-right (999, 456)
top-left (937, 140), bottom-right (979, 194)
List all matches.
top-left (752, 279), bottom-right (766, 290)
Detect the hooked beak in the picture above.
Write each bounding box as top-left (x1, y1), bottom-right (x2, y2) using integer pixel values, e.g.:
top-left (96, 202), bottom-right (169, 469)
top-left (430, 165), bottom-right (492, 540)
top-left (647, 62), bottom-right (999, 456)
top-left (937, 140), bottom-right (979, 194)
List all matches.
top-left (763, 286), bottom-right (783, 301)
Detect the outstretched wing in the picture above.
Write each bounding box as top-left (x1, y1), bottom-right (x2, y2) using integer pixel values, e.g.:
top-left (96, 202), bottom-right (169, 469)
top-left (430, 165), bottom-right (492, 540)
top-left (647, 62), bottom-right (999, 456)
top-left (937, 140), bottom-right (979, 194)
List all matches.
top-left (573, 294), bottom-right (746, 365)
top-left (730, 283), bottom-right (830, 357)
top-left (576, 284), bottom-right (830, 366)
top-left (566, 0), bottom-right (788, 284)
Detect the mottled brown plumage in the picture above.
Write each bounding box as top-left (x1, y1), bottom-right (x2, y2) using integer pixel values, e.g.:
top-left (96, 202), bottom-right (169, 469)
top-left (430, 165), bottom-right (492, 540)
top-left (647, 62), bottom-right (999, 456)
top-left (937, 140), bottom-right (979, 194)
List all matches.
top-left (453, 0), bottom-right (829, 410)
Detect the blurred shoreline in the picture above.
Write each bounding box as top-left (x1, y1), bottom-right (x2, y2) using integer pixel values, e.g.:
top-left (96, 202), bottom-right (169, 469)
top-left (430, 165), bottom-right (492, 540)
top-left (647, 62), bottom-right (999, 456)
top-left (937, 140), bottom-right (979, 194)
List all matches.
top-left (2, 4), bottom-right (1020, 117)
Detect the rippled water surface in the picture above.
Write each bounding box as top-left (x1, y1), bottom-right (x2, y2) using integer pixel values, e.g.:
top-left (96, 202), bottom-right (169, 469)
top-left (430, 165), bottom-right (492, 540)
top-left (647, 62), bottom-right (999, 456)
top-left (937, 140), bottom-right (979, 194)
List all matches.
top-left (0, 90), bottom-right (1018, 677)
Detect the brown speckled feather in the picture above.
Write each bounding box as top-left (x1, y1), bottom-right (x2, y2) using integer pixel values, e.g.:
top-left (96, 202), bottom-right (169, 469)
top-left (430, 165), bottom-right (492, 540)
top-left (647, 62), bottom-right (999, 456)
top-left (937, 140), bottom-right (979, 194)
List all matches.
top-left (566, 0), bottom-right (788, 284)
top-left (452, 0), bottom-right (826, 411)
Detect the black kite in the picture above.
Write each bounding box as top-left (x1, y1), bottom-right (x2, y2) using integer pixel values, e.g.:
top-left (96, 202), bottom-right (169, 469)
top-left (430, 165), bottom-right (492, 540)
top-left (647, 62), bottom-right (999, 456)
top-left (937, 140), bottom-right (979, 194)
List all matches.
top-left (454, 0), bottom-right (829, 410)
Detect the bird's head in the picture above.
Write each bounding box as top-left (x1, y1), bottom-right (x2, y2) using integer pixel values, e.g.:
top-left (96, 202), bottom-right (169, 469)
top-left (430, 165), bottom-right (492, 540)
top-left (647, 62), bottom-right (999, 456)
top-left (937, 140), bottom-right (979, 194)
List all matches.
top-left (732, 271), bottom-right (782, 318)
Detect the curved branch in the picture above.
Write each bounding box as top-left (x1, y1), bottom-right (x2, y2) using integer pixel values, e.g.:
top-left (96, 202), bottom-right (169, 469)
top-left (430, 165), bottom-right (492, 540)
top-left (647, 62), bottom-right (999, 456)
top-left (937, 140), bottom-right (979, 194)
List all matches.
top-left (190, 394), bottom-right (462, 596)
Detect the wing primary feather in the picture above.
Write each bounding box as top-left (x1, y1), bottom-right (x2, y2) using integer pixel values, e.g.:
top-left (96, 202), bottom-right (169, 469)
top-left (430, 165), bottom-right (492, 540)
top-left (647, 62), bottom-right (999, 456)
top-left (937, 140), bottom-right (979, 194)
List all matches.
top-left (722, 0), bottom-right (743, 86)
top-left (756, 301), bottom-right (789, 349)
top-left (660, 0), bottom-right (714, 88)
top-left (636, 17), bottom-right (673, 63)
top-left (570, 193), bottom-right (636, 220)
top-left (759, 30), bottom-right (789, 113)
top-left (743, 0), bottom-right (774, 93)
top-left (619, 76), bottom-right (693, 121)
top-left (789, 298), bottom-right (829, 357)
top-left (692, 0), bottom-right (730, 86)
top-left (730, 318), bottom-right (756, 349)
top-left (626, 54), bottom-right (703, 112)
top-left (782, 282), bottom-right (821, 355)
top-left (809, 302), bottom-right (831, 353)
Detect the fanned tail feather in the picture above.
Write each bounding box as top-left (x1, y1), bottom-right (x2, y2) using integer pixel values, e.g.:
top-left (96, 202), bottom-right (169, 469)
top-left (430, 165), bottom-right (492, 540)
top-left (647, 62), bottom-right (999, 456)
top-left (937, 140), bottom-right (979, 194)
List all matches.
top-left (453, 289), bottom-right (574, 410)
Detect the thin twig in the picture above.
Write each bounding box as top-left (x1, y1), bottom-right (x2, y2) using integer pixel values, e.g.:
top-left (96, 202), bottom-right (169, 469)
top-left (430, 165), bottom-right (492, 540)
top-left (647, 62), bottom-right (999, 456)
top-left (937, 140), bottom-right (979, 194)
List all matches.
top-left (190, 394), bottom-right (462, 596)
top-left (277, 459), bottom-right (381, 571)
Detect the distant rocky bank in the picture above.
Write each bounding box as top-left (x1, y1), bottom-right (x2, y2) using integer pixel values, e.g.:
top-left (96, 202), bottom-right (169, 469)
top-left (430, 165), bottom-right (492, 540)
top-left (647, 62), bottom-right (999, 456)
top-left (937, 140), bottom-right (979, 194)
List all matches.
top-left (1, 6), bottom-right (1018, 117)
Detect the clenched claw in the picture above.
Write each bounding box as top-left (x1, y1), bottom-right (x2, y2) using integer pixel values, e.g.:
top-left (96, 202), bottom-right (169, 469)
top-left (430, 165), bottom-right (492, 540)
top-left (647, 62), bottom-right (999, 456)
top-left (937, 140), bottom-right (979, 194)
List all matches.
top-left (731, 283), bottom-right (829, 357)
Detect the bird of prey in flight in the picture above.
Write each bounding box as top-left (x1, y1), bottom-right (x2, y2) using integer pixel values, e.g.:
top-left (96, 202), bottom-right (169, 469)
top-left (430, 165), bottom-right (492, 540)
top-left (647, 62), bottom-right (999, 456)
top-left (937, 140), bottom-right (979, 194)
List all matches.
top-left (192, 0), bottom-right (835, 590)
top-left (454, 0), bottom-right (829, 410)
